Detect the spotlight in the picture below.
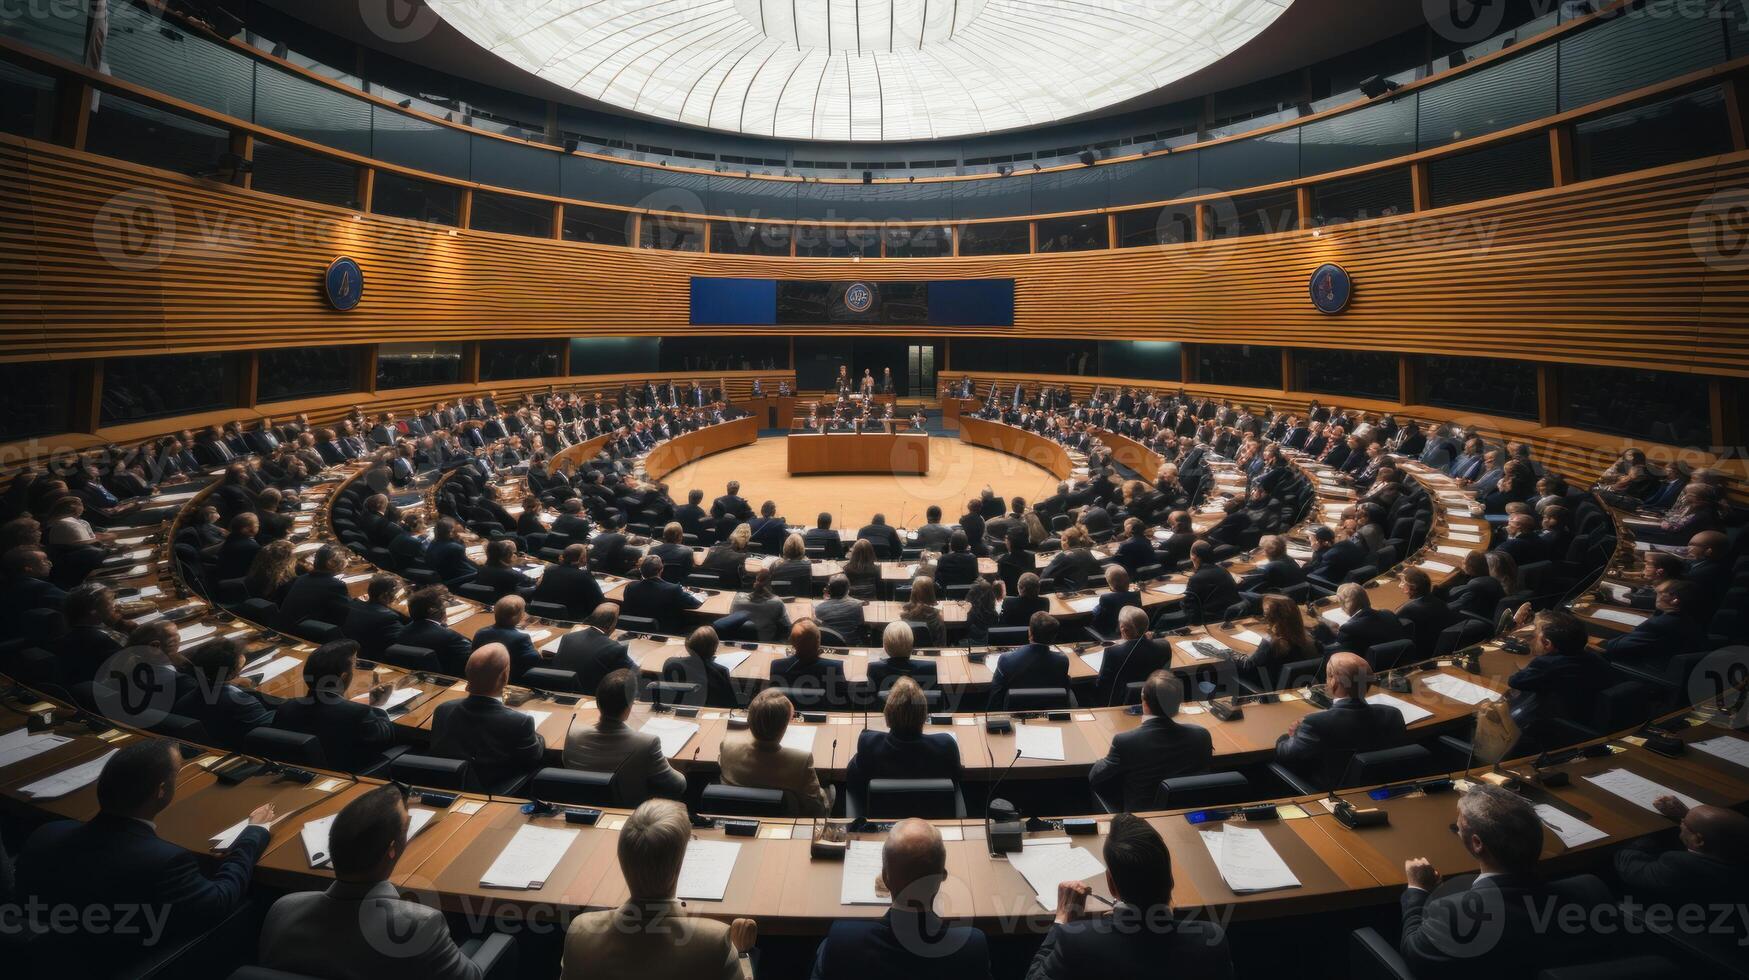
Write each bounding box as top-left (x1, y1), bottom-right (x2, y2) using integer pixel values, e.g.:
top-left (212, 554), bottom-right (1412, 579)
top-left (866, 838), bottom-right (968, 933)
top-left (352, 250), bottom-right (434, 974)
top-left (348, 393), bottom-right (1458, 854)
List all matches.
top-left (908, 175), bottom-right (916, 183)
top-left (1358, 75), bottom-right (1400, 99)
top-left (397, 99), bottom-right (413, 109)
top-left (563, 139), bottom-right (579, 154)
top-left (1078, 150), bottom-right (1098, 166)
top-left (1031, 163), bottom-right (1041, 172)
top-left (996, 165), bottom-right (1012, 177)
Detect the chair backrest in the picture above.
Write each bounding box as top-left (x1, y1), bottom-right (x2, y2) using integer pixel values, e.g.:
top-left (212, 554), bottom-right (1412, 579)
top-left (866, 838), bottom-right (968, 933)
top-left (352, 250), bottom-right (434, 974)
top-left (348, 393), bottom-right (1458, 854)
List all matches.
top-left (528, 767), bottom-right (617, 807)
top-left (1004, 687), bottom-right (1070, 711)
top-left (380, 644), bottom-right (443, 673)
top-left (1365, 639), bottom-right (1416, 673)
top-left (616, 614), bottom-right (660, 635)
top-left (987, 625), bottom-right (1029, 648)
top-left (1274, 657), bottom-right (1326, 690)
top-left (699, 783), bottom-right (788, 817)
top-left (1348, 744), bottom-right (1434, 787)
top-left (866, 778), bottom-right (962, 819)
top-left (817, 624), bottom-right (852, 648)
top-left (243, 726), bottom-right (328, 768)
top-left (641, 680), bottom-right (701, 706)
top-left (289, 619), bottom-right (344, 644)
top-left (521, 667), bottom-right (582, 693)
top-left (1343, 564), bottom-right (1379, 584)
top-left (389, 753), bottom-right (470, 791)
top-left (147, 712), bottom-right (209, 744)
top-left (906, 621), bottom-right (935, 647)
top-left (1154, 771), bottom-right (1250, 810)
top-left (1434, 618), bottom-right (1494, 657)
top-left (877, 686), bottom-right (943, 711)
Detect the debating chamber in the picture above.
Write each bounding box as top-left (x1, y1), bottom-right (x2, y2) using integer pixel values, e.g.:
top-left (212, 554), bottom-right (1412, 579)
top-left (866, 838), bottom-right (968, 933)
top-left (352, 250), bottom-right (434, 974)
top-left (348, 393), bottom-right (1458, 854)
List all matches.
top-left (4, 0), bottom-right (1749, 977)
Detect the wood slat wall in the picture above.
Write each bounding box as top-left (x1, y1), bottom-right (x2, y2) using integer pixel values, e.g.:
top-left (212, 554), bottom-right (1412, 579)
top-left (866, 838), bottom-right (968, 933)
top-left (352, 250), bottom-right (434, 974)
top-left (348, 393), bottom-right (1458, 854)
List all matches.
top-left (6, 133), bottom-right (1749, 378)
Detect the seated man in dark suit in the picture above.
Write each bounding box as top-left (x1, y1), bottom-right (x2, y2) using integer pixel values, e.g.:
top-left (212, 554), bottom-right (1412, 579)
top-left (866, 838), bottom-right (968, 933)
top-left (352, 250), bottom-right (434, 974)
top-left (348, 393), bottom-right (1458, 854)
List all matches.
top-left (747, 501), bottom-right (788, 554)
top-left (1093, 606), bottom-right (1169, 707)
top-left (1601, 579), bottom-right (1707, 664)
top-left (660, 625), bottom-right (738, 708)
top-left (15, 740), bottom-right (275, 976)
top-left (1304, 524), bottom-right (1368, 587)
top-left (810, 819), bottom-right (989, 979)
top-left (400, 586), bottom-right (475, 676)
top-left (621, 555), bottom-right (703, 634)
top-left (272, 639), bottom-right (399, 774)
top-left (804, 512), bottom-right (844, 559)
top-left (0, 547), bottom-right (65, 635)
top-left (553, 602), bottom-right (636, 694)
top-left (1399, 785), bottom-right (1591, 979)
top-left (933, 530), bottom-right (980, 588)
top-left (1317, 583), bottom-right (1407, 662)
top-left (1235, 535), bottom-right (1306, 597)
top-left (278, 545), bottom-right (354, 633)
top-left (769, 619), bottom-right (849, 707)
top-left (1273, 652), bottom-right (1407, 790)
top-left (343, 575), bottom-right (409, 660)
top-left (1614, 796), bottom-right (1749, 913)
top-left (1177, 540), bottom-right (1242, 627)
top-left (1155, 511), bottom-right (1198, 568)
top-left (173, 637), bottom-right (277, 747)
top-left (913, 506), bottom-right (952, 552)
top-left (425, 518), bottom-right (478, 587)
top-left (470, 594), bottom-right (541, 683)
top-left (1204, 497), bottom-right (1250, 548)
top-left (710, 480), bottom-right (752, 523)
top-left (988, 612), bottom-right (1071, 709)
top-left (549, 498), bottom-right (593, 543)
top-left (1091, 565), bottom-right (1143, 638)
top-left (846, 677), bottom-right (960, 814)
top-left (673, 488), bottom-right (709, 539)
top-left (1395, 567), bottom-right (1458, 659)
top-left (650, 522), bottom-right (696, 582)
top-left (1000, 572), bottom-right (1051, 627)
top-left (529, 543), bottom-right (606, 620)
top-left (1502, 607), bottom-right (1613, 747)
top-left (430, 643), bottom-right (545, 793)
top-left (1111, 518), bottom-right (1159, 576)
top-left (589, 514), bottom-right (638, 576)
top-left (1088, 672), bottom-right (1212, 812)
top-left (473, 537), bottom-right (536, 600)
top-left (856, 513), bottom-right (904, 557)
top-left (1028, 812), bottom-right (1232, 980)
top-left (1496, 513), bottom-right (1548, 567)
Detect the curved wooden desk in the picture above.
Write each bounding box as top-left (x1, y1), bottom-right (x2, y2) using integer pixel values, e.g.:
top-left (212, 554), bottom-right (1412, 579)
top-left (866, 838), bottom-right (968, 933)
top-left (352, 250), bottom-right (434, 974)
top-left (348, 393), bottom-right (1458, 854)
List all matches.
top-left (644, 415), bottom-right (760, 481)
top-left (549, 434), bottom-right (613, 472)
top-left (956, 416), bottom-right (1074, 480)
top-left (786, 432), bottom-right (930, 475)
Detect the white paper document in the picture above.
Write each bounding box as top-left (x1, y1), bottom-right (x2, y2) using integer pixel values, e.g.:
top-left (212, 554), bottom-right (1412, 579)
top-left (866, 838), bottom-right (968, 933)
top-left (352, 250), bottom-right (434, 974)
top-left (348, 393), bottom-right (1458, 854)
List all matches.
top-left (1199, 825), bottom-right (1301, 894)
top-left (354, 687), bottom-right (422, 712)
top-left (480, 824), bottom-right (578, 888)
top-left (1421, 674), bottom-right (1502, 706)
top-left (1006, 839), bottom-right (1107, 911)
top-left (675, 838), bottom-right (741, 901)
top-left (1067, 596), bottom-right (1100, 613)
top-left (1434, 545), bottom-right (1471, 558)
top-left (840, 839), bottom-right (889, 905)
top-left (210, 819), bottom-right (255, 850)
top-left (1229, 629), bottom-right (1265, 647)
top-left (1080, 651), bottom-right (1105, 673)
top-left (780, 726), bottom-right (817, 754)
top-left (518, 709), bottom-right (552, 729)
top-left (20, 748), bottom-right (118, 799)
top-left (302, 808), bottom-right (436, 868)
top-left (1582, 769), bottom-right (1700, 813)
top-left (0, 729), bottom-right (72, 768)
top-left (1535, 805), bottom-right (1608, 849)
top-left (641, 717), bottom-right (701, 758)
top-left (715, 651), bottom-right (754, 672)
top-left (1321, 608), bottom-right (1352, 628)
top-left (1014, 724), bottom-right (1065, 761)
top-left (1157, 582), bottom-right (1188, 596)
top-left (178, 623), bottom-right (217, 643)
top-left (243, 656), bottom-right (302, 684)
top-left (1592, 608), bottom-right (1649, 627)
top-left (1691, 736), bottom-right (1749, 770)
top-left (1417, 561), bottom-right (1457, 576)
top-left (1367, 693), bottom-right (1434, 725)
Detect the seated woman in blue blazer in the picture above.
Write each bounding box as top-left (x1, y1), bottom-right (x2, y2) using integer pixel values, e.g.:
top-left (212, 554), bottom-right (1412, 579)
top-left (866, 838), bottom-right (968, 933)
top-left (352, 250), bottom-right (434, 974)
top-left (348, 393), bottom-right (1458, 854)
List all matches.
top-left (846, 676), bottom-right (961, 814)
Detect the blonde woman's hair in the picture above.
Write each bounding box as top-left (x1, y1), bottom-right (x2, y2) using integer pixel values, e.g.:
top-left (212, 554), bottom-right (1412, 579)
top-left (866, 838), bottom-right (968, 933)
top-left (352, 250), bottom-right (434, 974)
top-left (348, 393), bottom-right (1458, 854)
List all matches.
top-left (882, 620), bottom-right (915, 661)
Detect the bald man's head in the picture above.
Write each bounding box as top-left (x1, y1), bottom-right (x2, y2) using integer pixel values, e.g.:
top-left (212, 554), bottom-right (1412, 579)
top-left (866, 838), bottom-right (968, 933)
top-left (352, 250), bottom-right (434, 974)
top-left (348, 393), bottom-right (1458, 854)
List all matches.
top-left (882, 818), bottom-right (947, 911)
top-left (1326, 652), bottom-right (1371, 699)
top-left (1688, 530), bottom-right (1727, 561)
top-left (465, 643), bottom-right (511, 696)
top-left (1681, 804), bottom-right (1749, 863)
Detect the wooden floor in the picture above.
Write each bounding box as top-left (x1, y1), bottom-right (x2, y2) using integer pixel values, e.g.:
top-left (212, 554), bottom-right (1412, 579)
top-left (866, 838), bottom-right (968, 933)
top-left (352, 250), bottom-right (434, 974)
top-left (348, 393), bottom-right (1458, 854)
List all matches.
top-left (656, 436), bottom-right (1063, 529)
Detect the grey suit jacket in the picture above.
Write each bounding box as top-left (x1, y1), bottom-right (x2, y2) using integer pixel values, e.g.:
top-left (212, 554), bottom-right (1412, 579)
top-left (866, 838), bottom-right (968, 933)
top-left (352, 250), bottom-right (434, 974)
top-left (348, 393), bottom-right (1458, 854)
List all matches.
top-left (562, 899), bottom-right (747, 980)
top-left (562, 720), bottom-right (687, 804)
top-left (259, 880), bottom-right (482, 980)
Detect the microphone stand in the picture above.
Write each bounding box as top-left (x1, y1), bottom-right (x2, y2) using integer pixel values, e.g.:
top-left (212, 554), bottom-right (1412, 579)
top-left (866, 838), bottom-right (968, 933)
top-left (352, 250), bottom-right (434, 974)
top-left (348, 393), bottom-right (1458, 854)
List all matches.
top-left (985, 747), bottom-right (1025, 854)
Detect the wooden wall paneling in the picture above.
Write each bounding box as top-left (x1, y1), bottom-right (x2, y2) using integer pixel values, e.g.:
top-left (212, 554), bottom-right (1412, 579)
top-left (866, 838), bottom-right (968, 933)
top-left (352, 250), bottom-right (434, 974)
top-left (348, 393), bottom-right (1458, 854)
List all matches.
top-left (1550, 126), bottom-right (1575, 187)
top-left (1723, 78), bottom-right (1749, 151)
top-left (229, 131), bottom-right (254, 191)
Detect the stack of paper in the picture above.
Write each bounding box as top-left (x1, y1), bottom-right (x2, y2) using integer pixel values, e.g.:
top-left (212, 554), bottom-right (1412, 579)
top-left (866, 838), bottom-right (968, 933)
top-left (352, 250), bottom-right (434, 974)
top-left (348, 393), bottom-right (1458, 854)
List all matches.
top-left (1321, 608), bottom-right (1352, 628)
top-left (1422, 674), bottom-right (1502, 706)
top-left (1157, 582), bottom-right (1188, 596)
top-left (715, 651), bottom-right (754, 672)
top-left (1014, 724), bottom-right (1065, 761)
top-left (0, 729), bottom-right (72, 768)
top-left (1080, 650), bottom-right (1106, 673)
top-left (301, 808), bottom-right (437, 868)
top-left (518, 709), bottom-right (552, 729)
top-left (1006, 838), bottom-right (1107, 911)
top-left (1534, 805), bottom-right (1608, 848)
top-left (480, 824), bottom-right (577, 888)
top-left (1229, 629), bottom-right (1265, 647)
top-left (840, 839), bottom-right (888, 905)
top-left (641, 717), bottom-right (700, 758)
top-left (1691, 736), bottom-right (1749, 770)
top-left (780, 726), bottom-right (817, 754)
top-left (1582, 769), bottom-right (1701, 813)
top-left (1592, 608), bottom-right (1649, 627)
top-left (1367, 693), bottom-right (1434, 725)
top-left (676, 839), bottom-right (741, 901)
top-left (354, 687), bottom-right (422, 712)
top-left (242, 656), bottom-right (302, 684)
top-left (178, 623), bottom-right (217, 644)
top-left (19, 748), bottom-right (118, 799)
top-left (1199, 826), bottom-right (1301, 894)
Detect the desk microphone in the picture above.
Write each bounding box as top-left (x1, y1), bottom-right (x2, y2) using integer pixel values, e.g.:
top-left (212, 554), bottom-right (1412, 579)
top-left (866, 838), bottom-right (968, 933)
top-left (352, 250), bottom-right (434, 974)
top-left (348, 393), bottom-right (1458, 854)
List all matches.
top-left (985, 747), bottom-right (1025, 854)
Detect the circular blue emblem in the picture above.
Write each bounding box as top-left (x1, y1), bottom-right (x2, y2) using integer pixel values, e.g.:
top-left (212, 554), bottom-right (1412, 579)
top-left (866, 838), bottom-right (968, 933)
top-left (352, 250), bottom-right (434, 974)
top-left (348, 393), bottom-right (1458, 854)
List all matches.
top-left (844, 282), bottom-right (874, 314)
top-left (1309, 263), bottom-right (1352, 315)
top-left (324, 257), bottom-right (365, 312)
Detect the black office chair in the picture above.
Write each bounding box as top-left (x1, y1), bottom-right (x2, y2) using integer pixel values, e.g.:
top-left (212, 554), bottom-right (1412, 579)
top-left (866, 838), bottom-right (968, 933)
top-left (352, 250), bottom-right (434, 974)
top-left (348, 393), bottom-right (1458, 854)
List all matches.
top-left (860, 778), bottom-right (966, 820)
top-left (616, 614), bottom-right (661, 634)
top-left (242, 727), bottom-right (328, 769)
top-left (288, 619), bottom-right (344, 644)
top-left (1366, 638), bottom-right (1417, 673)
top-left (699, 783), bottom-right (788, 817)
top-left (1348, 744), bottom-right (1436, 787)
top-left (379, 644), bottom-right (443, 673)
top-left (389, 753), bottom-right (470, 792)
top-left (986, 625), bottom-right (1029, 648)
top-left (521, 666), bottom-right (582, 693)
top-left (641, 680), bottom-right (702, 707)
top-left (1154, 771), bottom-right (1251, 810)
top-left (528, 767), bottom-right (616, 807)
top-left (1004, 687), bottom-right (1071, 710)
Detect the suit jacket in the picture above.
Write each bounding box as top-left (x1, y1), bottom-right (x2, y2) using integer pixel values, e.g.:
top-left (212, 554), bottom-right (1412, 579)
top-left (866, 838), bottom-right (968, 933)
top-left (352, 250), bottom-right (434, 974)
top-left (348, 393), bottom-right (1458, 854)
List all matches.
top-left (811, 908), bottom-right (990, 980)
top-left (1614, 838), bottom-right (1745, 911)
top-left (173, 682), bottom-right (275, 748)
top-left (1113, 537), bottom-right (1157, 575)
top-left (214, 534), bottom-right (262, 582)
top-left (1274, 697), bottom-right (1408, 789)
top-left (430, 695), bottom-right (544, 791)
top-left (342, 601), bottom-right (409, 660)
top-left (1601, 612), bottom-right (1706, 663)
top-left (913, 523), bottom-right (953, 551)
top-left (934, 550), bottom-right (980, 588)
top-left (1330, 607), bottom-right (1408, 660)
top-left (1184, 564), bottom-right (1242, 624)
top-left (553, 627), bottom-right (635, 694)
top-left (770, 655), bottom-right (849, 704)
top-left (562, 719), bottom-right (687, 804)
top-left (999, 594), bottom-right (1050, 628)
top-left (652, 542), bottom-right (696, 582)
top-left (1399, 875), bottom-right (1582, 980)
top-left (399, 619), bottom-right (474, 676)
top-left (989, 642), bottom-right (1070, 709)
top-left (425, 540), bottom-right (477, 585)
top-left (847, 729), bottom-right (960, 812)
top-left (623, 578), bottom-right (704, 633)
top-left (16, 814), bottom-right (269, 973)
top-left (803, 527), bottom-right (845, 559)
top-left (471, 625), bottom-right (541, 682)
top-left (278, 572), bottom-right (352, 631)
top-left (474, 564), bottom-right (535, 600)
top-left (1025, 907), bottom-right (1231, 980)
top-left (563, 899), bottom-right (744, 980)
top-left (530, 565), bottom-right (606, 619)
top-left (856, 523), bottom-right (904, 556)
top-left (1088, 716), bottom-right (1213, 811)
top-left (866, 656), bottom-right (938, 692)
top-left (1042, 548), bottom-right (1101, 589)
top-left (812, 596), bottom-right (866, 645)
top-left (1093, 636), bottom-right (1169, 707)
top-left (662, 654), bottom-right (738, 708)
top-left (1092, 591), bottom-right (1143, 637)
top-left (271, 693), bottom-right (396, 774)
top-left (1236, 558), bottom-right (1305, 595)
top-left (718, 736), bottom-right (831, 815)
